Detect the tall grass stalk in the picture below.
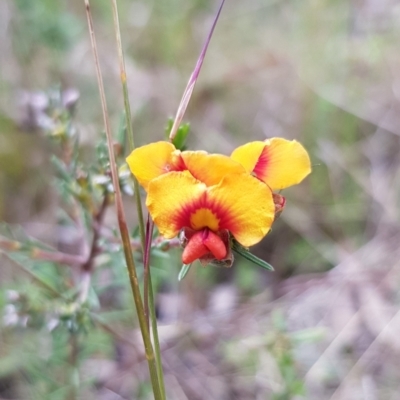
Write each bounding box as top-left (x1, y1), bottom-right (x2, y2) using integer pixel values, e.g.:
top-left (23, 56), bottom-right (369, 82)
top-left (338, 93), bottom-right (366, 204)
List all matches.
top-left (83, 1), bottom-right (162, 399)
top-left (110, 0), bottom-right (146, 249)
top-left (110, 1), bottom-right (166, 397)
top-left (169, 0), bottom-right (226, 141)
top-left (146, 219), bottom-right (166, 399)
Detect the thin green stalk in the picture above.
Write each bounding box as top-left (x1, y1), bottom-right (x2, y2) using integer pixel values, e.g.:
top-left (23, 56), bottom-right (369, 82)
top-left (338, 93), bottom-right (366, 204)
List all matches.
top-left (143, 217), bottom-right (151, 329)
top-left (110, 0), bottom-right (145, 249)
top-left (145, 219), bottom-right (166, 399)
top-left (110, 0), bottom-right (134, 152)
top-left (149, 271), bottom-right (166, 400)
top-left (83, 2), bottom-right (162, 399)
top-left (111, 2), bottom-right (166, 396)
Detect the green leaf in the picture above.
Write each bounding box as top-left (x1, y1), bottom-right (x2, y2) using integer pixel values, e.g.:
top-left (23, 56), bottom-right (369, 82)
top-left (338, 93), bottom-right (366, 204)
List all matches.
top-left (51, 155), bottom-right (73, 182)
top-left (178, 263), bottom-right (192, 281)
top-left (231, 240), bottom-right (274, 271)
top-left (165, 118), bottom-right (190, 151)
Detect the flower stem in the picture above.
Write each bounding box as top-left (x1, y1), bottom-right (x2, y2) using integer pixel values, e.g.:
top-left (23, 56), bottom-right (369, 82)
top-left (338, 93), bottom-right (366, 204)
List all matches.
top-left (143, 217), bottom-right (151, 329)
top-left (110, 0), bottom-right (146, 249)
top-left (149, 271), bottom-right (166, 400)
top-left (83, 2), bottom-right (162, 399)
top-left (111, 3), bottom-right (166, 397)
top-left (145, 219), bottom-right (166, 399)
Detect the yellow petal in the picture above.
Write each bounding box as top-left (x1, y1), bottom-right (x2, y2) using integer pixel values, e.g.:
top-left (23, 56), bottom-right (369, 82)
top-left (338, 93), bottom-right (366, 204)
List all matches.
top-left (231, 138), bottom-right (311, 190)
top-left (147, 170), bottom-right (275, 247)
top-left (207, 173), bottom-right (275, 246)
top-left (230, 141), bottom-right (265, 174)
top-left (146, 171), bottom-right (207, 238)
top-left (181, 151), bottom-right (246, 186)
top-left (126, 141), bottom-right (184, 190)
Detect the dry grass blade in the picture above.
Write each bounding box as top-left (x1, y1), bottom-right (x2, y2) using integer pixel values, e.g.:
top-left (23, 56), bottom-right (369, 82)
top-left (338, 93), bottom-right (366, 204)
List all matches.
top-left (83, 1), bottom-right (162, 398)
top-left (169, 0), bottom-right (226, 141)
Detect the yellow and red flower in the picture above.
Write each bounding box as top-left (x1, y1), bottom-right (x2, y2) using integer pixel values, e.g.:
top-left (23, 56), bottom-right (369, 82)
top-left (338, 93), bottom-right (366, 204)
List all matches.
top-left (126, 138), bottom-right (310, 266)
top-left (146, 170), bottom-right (275, 265)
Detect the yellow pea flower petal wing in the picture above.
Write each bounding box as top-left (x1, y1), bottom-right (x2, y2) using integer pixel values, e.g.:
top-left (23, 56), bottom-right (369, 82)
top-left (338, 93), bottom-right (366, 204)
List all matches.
top-left (147, 170), bottom-right (275, 247)
top-left (231, 138), bottom-right (311, 190)
top-left (181, 151), bottom-right (246, 186)
top-left (207, 173), bottom-right (275, 247)
top-left (230, 141), bottom-right (265, 174)
top-left (126, 141), bottom-right (182, 190)
top-left (146, 171), bottom-right (208, 238)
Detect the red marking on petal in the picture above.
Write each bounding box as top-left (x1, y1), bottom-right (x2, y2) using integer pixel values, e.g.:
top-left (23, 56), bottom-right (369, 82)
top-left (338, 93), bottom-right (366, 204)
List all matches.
top-left (182, 231), bottom-right (209, 264)
top-left (253, 146), bottom-right (269, 178)
top-left (206, 198), bottom-right (235, 232)
top-left (203, 230), bottom-right (227, 260)
top-left (162, 153), bottom-right (186, 173)
top-left (174, 192), bottom-right (212, 230)
top-left (172, 153), bottom-right (187, 171)
top-left (173, 190), bottom-right (237, 236)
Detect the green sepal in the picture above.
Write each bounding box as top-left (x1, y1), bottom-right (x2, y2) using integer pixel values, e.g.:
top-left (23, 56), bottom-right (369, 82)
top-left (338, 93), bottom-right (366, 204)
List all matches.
top-left (231, 240), bottom-right (274, 271)
top-left (165, 118), bottom-right (190, 151)
top-left (178, 263), bottom-right (192, 281)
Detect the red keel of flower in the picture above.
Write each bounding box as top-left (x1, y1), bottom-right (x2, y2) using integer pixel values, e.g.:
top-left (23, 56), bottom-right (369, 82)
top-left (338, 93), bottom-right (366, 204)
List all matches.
top-left (182, 232), bottom-right (209, 264)
top-left (182, 229), bottom-right (227, 264)
top-left (203, 230), bottom-right (227, 260)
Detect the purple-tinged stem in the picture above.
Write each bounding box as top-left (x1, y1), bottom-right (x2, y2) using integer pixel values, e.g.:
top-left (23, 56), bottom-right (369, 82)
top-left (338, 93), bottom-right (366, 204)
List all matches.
top-left (143, 215), bottom-right (154, 329)
top-left (169, 0), bottom-right (226, 141)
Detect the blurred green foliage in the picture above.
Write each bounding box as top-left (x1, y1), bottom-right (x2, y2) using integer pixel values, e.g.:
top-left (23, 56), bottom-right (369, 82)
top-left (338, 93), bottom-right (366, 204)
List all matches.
top-left (12, 0), bottom-right (82, 59)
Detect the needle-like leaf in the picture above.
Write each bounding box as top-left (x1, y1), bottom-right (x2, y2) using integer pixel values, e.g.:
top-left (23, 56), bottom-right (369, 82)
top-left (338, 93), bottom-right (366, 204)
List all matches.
top-left (231, 240), bottom-right (275, 271)
top-left (178, 263), bottom-right (192, 281)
